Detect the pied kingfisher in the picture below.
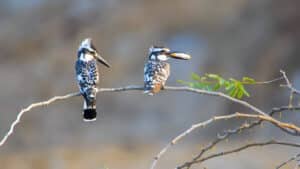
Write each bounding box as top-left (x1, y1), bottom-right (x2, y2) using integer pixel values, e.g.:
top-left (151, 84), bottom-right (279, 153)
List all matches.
top-left (144, 46), bottom-right (191, 95)
top-left (75, 38), bottom-right (111, 122)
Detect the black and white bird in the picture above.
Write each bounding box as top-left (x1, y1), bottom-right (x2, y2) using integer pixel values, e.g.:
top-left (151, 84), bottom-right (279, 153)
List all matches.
top-left (75, 38), bottom-right (111, 122)
top-left (144, 46), bottom-right (191, 95)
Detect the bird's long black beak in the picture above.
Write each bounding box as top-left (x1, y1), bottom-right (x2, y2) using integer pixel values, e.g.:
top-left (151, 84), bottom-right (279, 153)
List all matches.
top-left (95, 53), bottom-right (111, 68)
top-left (167, 51), bottom-right (191, 60)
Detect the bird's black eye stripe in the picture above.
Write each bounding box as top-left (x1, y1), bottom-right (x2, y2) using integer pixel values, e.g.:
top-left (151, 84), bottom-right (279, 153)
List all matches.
top-left (79, 48), bottom-right (95, 55)
top-left (78, 48), bottom-right (86, 55)
top-left (86, 50), bottom-right (96, 55)
top-left (151, 51), bottom-right (161, 55)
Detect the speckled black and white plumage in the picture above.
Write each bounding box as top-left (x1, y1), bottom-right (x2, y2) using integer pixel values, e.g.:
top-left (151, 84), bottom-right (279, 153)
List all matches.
top-left (75, 38), bottom-right (110, 122)
top-left (144, 46), bottom-right (171, 95)
top-left (144, 46), bottom-right (191, 95)
top-left (76, 59), bottom-right (98, 102)
top-left (144, 60), bottom-right (170, 95)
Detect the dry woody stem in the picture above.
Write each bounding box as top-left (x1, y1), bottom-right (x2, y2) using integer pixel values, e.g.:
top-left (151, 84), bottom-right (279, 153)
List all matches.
top-left (176, 106), bottom-right (300, 169)
top-left (0, 72), bottom-right (299, 169)
top-left (1, 85), bottom-right (294, 148)
top-left (150, 111), bottom-right (300, 169)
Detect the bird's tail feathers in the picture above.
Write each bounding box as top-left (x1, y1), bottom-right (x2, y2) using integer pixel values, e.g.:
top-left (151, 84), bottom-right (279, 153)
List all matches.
top-left (83, 98), bottom-right (97, 122)
top-left (83, 108), bottom-right (97, 122)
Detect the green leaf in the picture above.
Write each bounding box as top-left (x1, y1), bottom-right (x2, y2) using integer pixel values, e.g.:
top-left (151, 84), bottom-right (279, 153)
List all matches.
top-left (206, 73), bottom-right (221, 80)
top-left (189, 82), bottom-right (197, 88)
top-left (242, 77), bottom-right (256, 84)
top-left (240, 85), bottom-right (250, 97)
top-left (232, 87), bottom-right (240, 98)
top-left (237, 89), bottom-right (244, 99)
top-left (229, 78), bottom-right (238, 83)
top-left (205, 85), bottom-right (213, 91)
top-left (178, 73), bottom-right (255, 99)
top-left (228, 87), bottom-right (237, 97)
top-left (213, 83), bottom-right (221, 91)
top-left (193, 82), bottom-right (205, 89)
top-left (201, 76), bottom-right (207, 81)
top-left (218, 78), bottom-right (226, 86)
top-left (225, 83), bottom-right (234, 91)
top-left (191, 73), bottom-right (202, 81)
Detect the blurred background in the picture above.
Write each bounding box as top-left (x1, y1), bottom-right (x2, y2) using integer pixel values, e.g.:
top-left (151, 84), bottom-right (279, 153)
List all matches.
top-left (0, 0), bottom-right (299, 168)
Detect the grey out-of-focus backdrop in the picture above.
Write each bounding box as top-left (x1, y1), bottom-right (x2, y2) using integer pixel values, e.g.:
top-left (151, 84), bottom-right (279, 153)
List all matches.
top-left (0, 0), bottom-right (299, 169)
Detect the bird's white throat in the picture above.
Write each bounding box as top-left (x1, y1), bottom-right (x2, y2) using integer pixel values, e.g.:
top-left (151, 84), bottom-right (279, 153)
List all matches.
top-left (80, 53), bottom-right (94, 62)
top-left (157, 54), bottom-right (168, 61)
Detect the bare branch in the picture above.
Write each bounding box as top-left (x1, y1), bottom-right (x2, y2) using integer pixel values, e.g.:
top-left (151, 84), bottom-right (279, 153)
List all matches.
top-left (0, 92), bottom-right (79, 147)
top-left (0, 85), bottom-right (145, 147)
top-left (175, 71), bottom-right (300, 169)
top-left (1, 84), bottom-right (298, 169)
top-left (1, 69), bottom-right (298, 169)
top-left (280, 70), bottom-right (300, 106)
top-left (254, 76), bottom-right (284, 85)
top-left (1, 85), bottom-right (279, 148)
top-left (149, 112), bottom-right (300, 169)
top-left (164, 86), bottom-right (271, 116)
top-left (192, 140), bottom-right (300, 165)
top-left (166, 85), bottom-right (298, 136)
top-left (177, 106), bottom-right (300, 169)
top-left (165, 87), bottom-right (299, 133)
top-left (97, 85), bottom-right (143, 92)
top-left (277, 153), bottom-right (300, 169)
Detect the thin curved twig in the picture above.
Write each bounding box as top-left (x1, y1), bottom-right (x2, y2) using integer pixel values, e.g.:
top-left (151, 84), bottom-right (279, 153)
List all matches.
top-left (0, 85), bottom-right (297, 165)
top-left (0, 92), bottom-right (79, 147)
top-left (280, 70), bottom-right (300, 106)
top-left (149, 112), bottom-right (300, 169)
top-left (0, 85), bottom-right (145, 147)
top-left (254, 76), bottom-right (284, 85)
top-left (276, 153), bottom-right (300, 169)
top-left (192, 140), bottom-right (300, 164)
top-left (177, 106), bottom-right (300, 169)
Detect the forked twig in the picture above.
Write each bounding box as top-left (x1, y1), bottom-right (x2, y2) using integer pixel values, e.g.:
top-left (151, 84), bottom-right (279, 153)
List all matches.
top-left (193, 140), bottom-right (300, 165)
top-left (150, 112), bottom-right (300, 169)
top-left (177, 106), bottom-right (300, 169)
top-left (280, 70), bottom-right (300, 106)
